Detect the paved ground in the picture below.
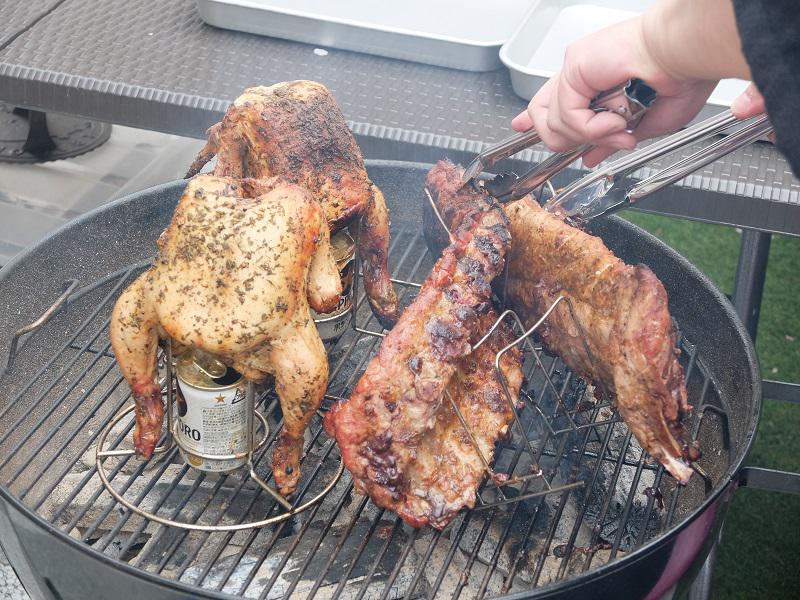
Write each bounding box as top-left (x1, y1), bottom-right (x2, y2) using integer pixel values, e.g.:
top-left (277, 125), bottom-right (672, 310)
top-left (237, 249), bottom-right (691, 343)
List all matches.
top-left (0, 120), bottom-right (204, 598)
top-left (0, 547), bottom-right (27, 600)
top-left (0, 122), bottom-right (204, 267)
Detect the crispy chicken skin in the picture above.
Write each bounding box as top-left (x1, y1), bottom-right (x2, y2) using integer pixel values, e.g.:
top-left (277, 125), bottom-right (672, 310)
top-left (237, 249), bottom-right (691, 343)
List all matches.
top-left (324, 201), bottom-right (515, 529)
top-left (424, 160), bottom-right (695, 484)
top-left (186, 81), bottom-right (398, 328)
top-left (110, 175), bottom-right (342, 494)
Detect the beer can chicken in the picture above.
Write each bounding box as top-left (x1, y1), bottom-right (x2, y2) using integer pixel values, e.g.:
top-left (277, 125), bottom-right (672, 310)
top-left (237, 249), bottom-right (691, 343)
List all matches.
top-left (110, 174), bottom-right (342, 495)
top-left (424, 160), bottom-right (696, 484)
top-left (187, 80), bottom-right (398, 329)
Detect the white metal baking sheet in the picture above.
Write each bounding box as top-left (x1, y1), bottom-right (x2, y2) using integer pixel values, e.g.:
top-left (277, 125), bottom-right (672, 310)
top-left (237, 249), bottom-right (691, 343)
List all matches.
top-left (196, 0), bottom-right (535, 72)
top-left (501, 0), bottom-right (748, 114)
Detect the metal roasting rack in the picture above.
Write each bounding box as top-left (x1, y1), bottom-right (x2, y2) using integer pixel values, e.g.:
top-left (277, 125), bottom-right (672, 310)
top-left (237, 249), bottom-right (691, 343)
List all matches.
top-left (92, 340), bottom-right (346, 530)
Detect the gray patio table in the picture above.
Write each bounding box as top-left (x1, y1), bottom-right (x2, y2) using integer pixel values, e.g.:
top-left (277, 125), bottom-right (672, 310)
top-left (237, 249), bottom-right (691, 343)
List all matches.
top-left (0, 0), bottom-right (798, 402)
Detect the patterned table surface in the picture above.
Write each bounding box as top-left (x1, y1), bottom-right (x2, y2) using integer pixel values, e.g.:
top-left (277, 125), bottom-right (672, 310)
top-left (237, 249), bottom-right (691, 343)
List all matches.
top-left (0, 0), bottom-right (798, 233)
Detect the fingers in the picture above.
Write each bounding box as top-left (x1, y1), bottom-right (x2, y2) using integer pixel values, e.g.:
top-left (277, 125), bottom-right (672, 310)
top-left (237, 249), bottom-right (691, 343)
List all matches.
top-left (731, 82), bottom-right (766, 119)
top-left (511, 111), bottom-right (532, 132)
top-left (581, 133), bottom-right (639, 168)
top-left (547, 60), bottom-right (631, 148)
top-left (516, 63), bottom-right (636, 152)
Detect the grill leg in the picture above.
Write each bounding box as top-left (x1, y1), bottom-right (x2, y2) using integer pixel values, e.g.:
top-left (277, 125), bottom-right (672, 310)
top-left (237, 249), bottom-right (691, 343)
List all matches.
top-left (732, 230), bottom-right (771, 340)
top-left (685, 540), bottom-right (718, 600)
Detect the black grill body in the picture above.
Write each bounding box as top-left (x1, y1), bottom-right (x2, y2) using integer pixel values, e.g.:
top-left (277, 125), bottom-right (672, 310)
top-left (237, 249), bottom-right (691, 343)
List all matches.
top-left (0, 161), bottom-right (760, 600)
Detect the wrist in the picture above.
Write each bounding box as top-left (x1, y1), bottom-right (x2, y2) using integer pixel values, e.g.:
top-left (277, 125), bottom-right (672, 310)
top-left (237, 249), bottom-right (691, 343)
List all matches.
top-left (640, 0), bottom-right (750, 82)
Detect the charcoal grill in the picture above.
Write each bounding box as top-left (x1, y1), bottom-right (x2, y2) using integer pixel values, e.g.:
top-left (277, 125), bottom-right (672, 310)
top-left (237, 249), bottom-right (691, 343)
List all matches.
top-left (0, 160), bottom-right (793, 600)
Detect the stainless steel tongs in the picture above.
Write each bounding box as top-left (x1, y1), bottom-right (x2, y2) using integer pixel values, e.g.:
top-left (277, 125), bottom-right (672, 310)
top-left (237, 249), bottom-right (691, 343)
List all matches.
top-left (544, 110), bottom-right (774, 226)
top-left (462, 79), bottom-right (657, 200)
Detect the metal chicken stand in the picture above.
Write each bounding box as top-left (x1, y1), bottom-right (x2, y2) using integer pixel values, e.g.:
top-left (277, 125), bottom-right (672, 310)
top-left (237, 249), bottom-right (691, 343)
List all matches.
top-left (93, 339), bottom-right (345, 531)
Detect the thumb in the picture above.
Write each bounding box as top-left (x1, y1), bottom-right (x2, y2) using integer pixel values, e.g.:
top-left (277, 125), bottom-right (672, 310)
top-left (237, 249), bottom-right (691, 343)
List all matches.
top-left (731, 82), bottom-right (766, 119)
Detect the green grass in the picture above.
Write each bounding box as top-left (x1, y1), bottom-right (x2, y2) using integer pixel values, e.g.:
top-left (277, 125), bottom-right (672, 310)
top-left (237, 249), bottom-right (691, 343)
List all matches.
top-left (621, 211), bottom-right (800, 599)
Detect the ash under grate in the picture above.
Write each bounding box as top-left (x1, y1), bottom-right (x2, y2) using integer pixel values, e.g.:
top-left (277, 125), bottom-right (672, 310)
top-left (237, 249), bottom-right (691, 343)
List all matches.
top-left (0, 227), bottom-right (731, 599)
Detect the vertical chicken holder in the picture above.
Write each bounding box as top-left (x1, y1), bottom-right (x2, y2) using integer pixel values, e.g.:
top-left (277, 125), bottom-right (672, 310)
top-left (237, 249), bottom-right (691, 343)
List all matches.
top-left (92, 338), bottom-right (345, 530)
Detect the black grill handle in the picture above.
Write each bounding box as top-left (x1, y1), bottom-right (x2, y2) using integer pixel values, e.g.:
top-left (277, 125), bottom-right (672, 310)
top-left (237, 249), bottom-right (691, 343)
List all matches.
top-left (738, 466), bottom-right (800, 494)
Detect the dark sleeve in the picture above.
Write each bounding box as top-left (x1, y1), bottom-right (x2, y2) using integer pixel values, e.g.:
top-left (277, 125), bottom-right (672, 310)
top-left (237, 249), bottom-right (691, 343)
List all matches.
top-left (732, 0), bottom-right (800, 177)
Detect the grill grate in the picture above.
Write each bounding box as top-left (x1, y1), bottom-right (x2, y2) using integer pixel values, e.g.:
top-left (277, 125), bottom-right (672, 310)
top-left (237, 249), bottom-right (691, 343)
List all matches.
top-left (0, 226), bottom-right (731, 599)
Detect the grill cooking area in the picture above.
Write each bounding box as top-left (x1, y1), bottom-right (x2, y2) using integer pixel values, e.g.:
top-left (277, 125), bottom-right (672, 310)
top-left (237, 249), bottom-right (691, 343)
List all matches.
top-left (0, 179), bottom-right (737, 598)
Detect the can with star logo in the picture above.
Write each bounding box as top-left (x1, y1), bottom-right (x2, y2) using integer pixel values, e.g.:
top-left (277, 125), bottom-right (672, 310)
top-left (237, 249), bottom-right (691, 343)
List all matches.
top-left (174, 351), bottom-right (254, 472)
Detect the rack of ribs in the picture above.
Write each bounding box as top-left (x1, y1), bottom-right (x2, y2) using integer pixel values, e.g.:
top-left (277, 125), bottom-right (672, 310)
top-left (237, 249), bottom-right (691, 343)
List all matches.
top-left (423, 160), bottom-right (695, 484)
top-left (324, 195), bottom-right (523, 529)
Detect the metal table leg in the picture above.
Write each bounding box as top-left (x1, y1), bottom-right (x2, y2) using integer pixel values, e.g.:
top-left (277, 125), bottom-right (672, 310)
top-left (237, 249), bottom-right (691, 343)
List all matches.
top-left (732, 230), bottom-right (771, 340)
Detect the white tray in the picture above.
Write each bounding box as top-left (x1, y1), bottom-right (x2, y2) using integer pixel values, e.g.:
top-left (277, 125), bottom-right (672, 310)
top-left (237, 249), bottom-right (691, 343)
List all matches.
top-left (196, 0), bottom-right (534, 72)
top-left (500, 0), bottom-right (748, 117)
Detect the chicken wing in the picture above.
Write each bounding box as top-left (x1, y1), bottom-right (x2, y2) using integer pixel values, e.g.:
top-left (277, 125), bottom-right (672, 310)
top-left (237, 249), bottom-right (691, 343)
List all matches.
top-left (110, 174), bottom-right (342, 494)
top-left (186, 81), bottom-right (398, 328)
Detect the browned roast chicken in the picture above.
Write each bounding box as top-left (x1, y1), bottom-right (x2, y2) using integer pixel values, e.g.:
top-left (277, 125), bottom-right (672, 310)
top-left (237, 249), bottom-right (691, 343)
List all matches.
top-left (325, 199), bottom-right (519, 529)
top-left (424, 160), bottom-right (695, 484)
top-left (186, 81), bottom-right (398, 329)
top-left (110, 174), bottom-right (342, 495)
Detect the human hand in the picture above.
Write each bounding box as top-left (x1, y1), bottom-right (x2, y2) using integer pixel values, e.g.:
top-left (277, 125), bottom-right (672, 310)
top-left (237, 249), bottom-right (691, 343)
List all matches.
top-left (511, 17), bottom-right (716, 167)
top-left (511, 0), bottom-right (751, 167)
top-left (731, 82), bottom-right (766, 119)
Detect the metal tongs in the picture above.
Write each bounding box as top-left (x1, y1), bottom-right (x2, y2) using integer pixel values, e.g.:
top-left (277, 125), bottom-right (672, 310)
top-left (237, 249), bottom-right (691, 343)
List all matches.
top-left (462, 79), bottom-right (657, 201)
top-left (544, 110), bottom-right (774, 226)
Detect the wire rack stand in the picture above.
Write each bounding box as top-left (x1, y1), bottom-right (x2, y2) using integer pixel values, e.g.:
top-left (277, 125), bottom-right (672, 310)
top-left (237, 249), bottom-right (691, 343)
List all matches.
top-left (3, 273), bottom-right (345, 531)
top-left (93, 338), bottom-right (345, 531)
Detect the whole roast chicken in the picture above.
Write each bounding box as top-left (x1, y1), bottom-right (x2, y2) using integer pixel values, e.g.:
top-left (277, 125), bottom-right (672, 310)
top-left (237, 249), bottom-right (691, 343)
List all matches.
top-left (187, 80), bottom-right (398, 329)
top-left (110, 174), bottom-right (342, 494)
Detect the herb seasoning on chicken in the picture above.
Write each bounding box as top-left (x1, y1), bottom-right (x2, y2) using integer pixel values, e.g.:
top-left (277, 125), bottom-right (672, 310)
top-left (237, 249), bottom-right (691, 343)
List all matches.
top-left (110, 175), bottom-right (342, 495)
top-left (187, 80), bottom-right (398, 328)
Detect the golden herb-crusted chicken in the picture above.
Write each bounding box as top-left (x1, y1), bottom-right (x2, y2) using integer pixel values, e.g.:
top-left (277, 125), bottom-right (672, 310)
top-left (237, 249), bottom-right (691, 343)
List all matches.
top-left (424, 160), bottom-right (695, 484)
top-left (325, 200), bottom-right (515, 529)
top-left (110, 174), bottom-right (342, 495)
top-left (187, 81), bottom-right (398, 328)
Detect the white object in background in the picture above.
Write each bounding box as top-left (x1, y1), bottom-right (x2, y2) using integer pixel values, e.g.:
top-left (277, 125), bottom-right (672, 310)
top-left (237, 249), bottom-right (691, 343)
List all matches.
top-left (501, 1), bottom-right (748, 113)
top-left (196, 0), bottom-right (534, 71)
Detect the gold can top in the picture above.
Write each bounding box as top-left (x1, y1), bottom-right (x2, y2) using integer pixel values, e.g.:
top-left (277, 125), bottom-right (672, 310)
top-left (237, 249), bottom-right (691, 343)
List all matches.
top-left (331, 231), bottom-right (356, 267)
top-left (175, 350), bottom-right (242, 390)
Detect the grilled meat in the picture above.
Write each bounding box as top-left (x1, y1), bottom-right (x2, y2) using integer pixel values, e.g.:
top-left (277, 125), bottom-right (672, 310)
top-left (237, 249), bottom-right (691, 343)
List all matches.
top-left (324, 201), bottom-right (517, 529)
top-left (424, 160), bottom-right (695, 484)
top-left (110, 175), bottom-right (342, 495)
top-left (187, 81), bottom-right (398, 328)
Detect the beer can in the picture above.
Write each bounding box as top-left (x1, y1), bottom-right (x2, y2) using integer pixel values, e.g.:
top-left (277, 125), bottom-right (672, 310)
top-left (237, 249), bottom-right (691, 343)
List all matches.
top-left (313, 230), bottom-right (355, 341)
top-left (174, 352), bottom-right (254, 472)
